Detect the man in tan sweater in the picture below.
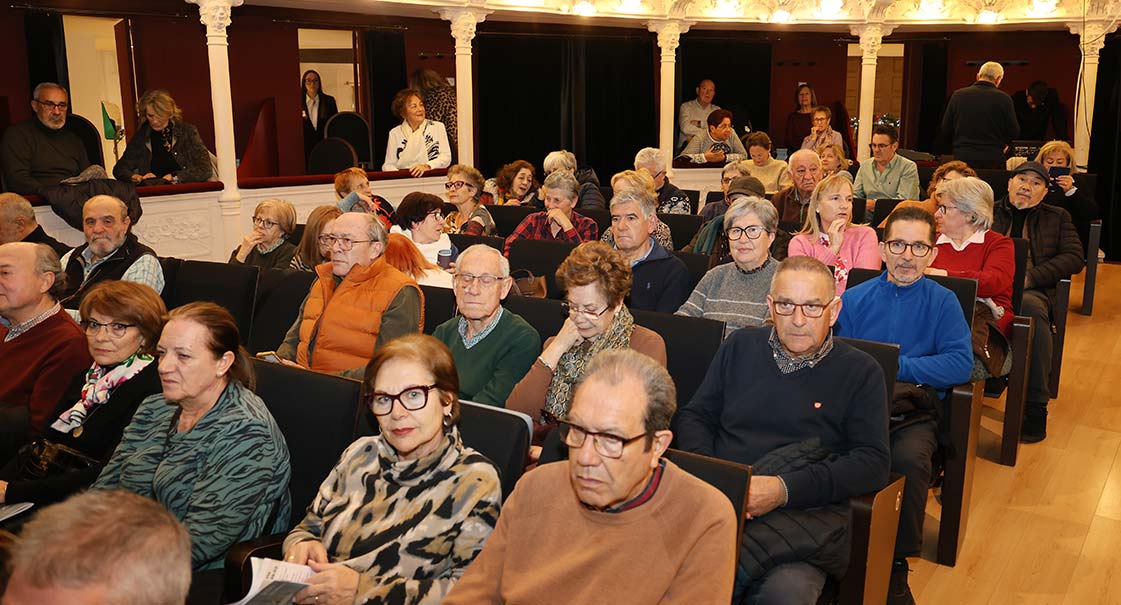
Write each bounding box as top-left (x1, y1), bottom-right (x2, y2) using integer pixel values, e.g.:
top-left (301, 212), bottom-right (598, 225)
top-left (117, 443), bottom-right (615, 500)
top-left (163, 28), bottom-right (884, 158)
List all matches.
top-left (444, 349), bottom-right (737, 604)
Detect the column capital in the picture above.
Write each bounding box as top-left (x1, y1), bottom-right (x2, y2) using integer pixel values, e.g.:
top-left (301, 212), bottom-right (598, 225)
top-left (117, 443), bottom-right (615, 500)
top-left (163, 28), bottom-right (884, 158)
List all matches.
top-left (647, 19), bottom-right (693, 55)
top-left (186, 0), bottom-right (243, 37)
top-left (1067, 20), bottom-right (1118, 59)
top-left (851, 23), bottom-right (894, 60)
top-left (439, 8), bottom-right (491, 45)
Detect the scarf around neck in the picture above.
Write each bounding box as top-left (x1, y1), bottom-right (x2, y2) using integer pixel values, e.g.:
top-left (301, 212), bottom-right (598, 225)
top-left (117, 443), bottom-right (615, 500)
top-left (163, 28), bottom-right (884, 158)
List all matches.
top-left (544, 305), bottom-right (636, 418)
top-left (375, 425), bottom-right (463, 486)
top-left (806, 126), bottom-right (837, 151)
top-left (51, 352), bottom-right (154, 434)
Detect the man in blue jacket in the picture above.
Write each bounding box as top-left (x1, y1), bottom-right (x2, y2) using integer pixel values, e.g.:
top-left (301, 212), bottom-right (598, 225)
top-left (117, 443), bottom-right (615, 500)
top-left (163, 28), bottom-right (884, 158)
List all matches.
top-left (835, 205), bottom-right (973, 605)
top-left (609, 190), bottom-right (691, 313)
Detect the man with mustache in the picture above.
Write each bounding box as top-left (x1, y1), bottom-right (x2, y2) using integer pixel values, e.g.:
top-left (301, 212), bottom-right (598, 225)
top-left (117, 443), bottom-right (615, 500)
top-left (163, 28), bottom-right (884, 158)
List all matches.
top-left (834, 206), bottom-right (973, 605)
top-left (444, 350), bottom-right (737, 604)
top-left (991, 161), bottom-right (1084, 442)
top-left (1, 83), bottom-right (91, 196)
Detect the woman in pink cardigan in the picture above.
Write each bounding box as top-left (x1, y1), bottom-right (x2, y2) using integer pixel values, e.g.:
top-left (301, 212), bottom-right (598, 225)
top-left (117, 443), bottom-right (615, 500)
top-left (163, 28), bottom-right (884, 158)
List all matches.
top-left (788, 173), bottom-right (881, 294)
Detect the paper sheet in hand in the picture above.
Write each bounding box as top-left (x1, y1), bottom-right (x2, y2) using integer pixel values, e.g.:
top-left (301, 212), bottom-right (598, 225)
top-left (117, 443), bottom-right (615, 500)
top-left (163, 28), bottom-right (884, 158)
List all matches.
top-left (230, 557), bottom-right (314, 605)
top-left (0, 503), bottom-right (33, 523)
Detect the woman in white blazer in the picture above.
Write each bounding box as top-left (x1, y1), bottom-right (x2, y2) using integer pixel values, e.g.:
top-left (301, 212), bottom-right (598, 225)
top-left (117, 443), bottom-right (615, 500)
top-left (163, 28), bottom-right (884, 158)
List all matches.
top-left (383, 88), bottom-right (452, 177)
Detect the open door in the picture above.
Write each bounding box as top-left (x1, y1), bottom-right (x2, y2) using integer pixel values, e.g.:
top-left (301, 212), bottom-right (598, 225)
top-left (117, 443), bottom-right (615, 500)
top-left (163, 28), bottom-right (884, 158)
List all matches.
top-left (114, 17), bottom-right (137, 144)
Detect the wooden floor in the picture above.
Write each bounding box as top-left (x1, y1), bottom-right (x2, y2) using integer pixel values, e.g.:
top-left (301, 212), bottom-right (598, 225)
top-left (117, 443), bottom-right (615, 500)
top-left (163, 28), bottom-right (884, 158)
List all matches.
top-left (911, 262), bottom-right (1121, 604)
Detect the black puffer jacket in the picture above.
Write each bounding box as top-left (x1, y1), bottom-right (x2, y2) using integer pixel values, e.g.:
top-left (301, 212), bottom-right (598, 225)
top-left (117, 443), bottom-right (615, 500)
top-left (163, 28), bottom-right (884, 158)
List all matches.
top-left (740, 439), bottom-right (852, 581)
top-left (991, 196), bottom-right (1085, 306)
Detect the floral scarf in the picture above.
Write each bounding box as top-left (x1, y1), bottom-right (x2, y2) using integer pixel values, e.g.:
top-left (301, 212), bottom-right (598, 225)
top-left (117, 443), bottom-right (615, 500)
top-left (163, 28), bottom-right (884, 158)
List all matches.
top-left (805, 125), bottom-right (838, 151)
top-left (544, 306), bottom-right (636, 419)
top-left (50, 352), bottom-right (154, 434)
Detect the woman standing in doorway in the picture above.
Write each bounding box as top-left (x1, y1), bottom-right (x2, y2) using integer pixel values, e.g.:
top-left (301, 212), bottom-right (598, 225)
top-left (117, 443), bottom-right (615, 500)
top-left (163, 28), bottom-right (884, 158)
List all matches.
top-left (302, 69), bottom-right (339, 164)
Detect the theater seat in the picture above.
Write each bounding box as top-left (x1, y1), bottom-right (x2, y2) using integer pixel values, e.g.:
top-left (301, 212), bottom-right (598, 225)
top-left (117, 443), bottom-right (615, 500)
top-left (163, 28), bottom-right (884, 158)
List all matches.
top-left (485, 205), bottom-right (538, 237)
top-left (324, 112), bottom-right (371, 168)
top-left (657, 212), bottom-right (704, 251)
top-left (457, 402), bottom-right (532, 500)
top-left (308, 137), bottom-right (358, 175)
top-left (164, 259), bottom-right (259, 345)
top-left (248, 269), bottom-right (316, 354)
top-left (448, 233), bottom-right (504, 253)
top-left (631, 309), bottom-right (725, 413)
top-left (507, 239), bottom-right (577, 299)
top-left (421, 284), bottom-right (457, 334)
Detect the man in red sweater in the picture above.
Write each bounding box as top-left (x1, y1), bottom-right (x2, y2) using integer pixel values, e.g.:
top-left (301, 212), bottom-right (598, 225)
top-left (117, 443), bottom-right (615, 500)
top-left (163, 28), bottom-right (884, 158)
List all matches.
top-left (0, 242), bottom-right (90, 455)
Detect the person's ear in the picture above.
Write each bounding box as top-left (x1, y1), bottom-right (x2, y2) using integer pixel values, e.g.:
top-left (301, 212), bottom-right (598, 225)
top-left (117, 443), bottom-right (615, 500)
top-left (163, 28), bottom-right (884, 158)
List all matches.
top-left (649, 429), bottom-right (673, 466)
top-left (878, 240), bottom-right (889, 266)
top-left (498, 275), bottom-right (513, 299)
top-left (827, 296), bottom-right (843, 327)
top-left (216, 350), bottom-right (235, 377)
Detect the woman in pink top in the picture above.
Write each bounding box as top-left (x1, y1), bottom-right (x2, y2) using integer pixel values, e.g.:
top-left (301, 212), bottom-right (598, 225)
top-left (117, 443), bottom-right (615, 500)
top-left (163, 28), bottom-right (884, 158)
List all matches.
top-left (788, 173), bottom-right (881, 294)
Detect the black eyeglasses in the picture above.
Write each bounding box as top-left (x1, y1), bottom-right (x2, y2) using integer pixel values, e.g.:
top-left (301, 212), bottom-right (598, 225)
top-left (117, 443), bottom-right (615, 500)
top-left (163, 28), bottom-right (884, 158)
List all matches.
top-left (445, 180), bottom-right (474, 191)
top-left (365, 384), bottom-right (437, 416)
top-left (35, 99), bottom-right (68, 112)
top-left (727, 226), bottom-right (770, 241)
top-left (771, 299), bottom-right (833, 318)
top-left (884, 240), bottom-right (933, 257)
top-left (454, 273), bottom-right (505, 288)
top-left (318, 235), bottom-right (373, 251)
top-left (251, 217), bottom-right (279, 229)
top-left (561, 302), bottom-right (611, 320)
top-left (558, 421), bottom-right (650, 459)
top-left (81, 319), bottom-right (136, 338)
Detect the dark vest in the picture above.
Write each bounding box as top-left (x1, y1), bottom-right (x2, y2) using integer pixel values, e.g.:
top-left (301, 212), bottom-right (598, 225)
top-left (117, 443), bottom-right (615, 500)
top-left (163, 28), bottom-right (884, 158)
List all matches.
top-left (61, 233), bottom-right (158, 309)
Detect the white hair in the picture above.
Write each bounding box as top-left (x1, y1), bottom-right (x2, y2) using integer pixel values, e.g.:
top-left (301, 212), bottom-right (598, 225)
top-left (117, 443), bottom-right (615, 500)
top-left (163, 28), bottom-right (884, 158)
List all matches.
top-left (788, 149), bottom-right (823, 169)
top-left (634, 147), bottom-right (665, 171)
top-left (457, 244), bottom-right (510, 278)
top-left (610, 190), bottom-right (657, 219)
top-left (977, 61), bottom-right (1004, 82)
top-left (543, 150), bottom-right (577, 174)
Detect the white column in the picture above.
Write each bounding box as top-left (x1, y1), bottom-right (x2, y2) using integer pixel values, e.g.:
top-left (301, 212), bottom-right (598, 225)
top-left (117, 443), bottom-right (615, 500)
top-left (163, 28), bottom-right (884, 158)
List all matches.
top-left (648, 20), bottom-right (691, 179)
top-left (187, 0), bottom-right (243, 252)
top-left (851, 24), bottom-right (892, 162)
top-left (439, 9), bottom-right (490, 167)
top-left (1068, 20), bottom-right (1117, 168)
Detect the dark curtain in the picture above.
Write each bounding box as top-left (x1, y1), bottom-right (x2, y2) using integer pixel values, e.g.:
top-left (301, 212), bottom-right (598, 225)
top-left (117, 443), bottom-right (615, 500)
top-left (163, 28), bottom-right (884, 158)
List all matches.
top-left (24, 12), bottom-right (69, 93)
top-left (914, 41), bottom-right (949, 153)
top-left (1089, 32), bottom-right (1119, 257)
top-left (364, 29), bottom-right (407, 170)
top-left (677, 37), bottom-right (771, 140)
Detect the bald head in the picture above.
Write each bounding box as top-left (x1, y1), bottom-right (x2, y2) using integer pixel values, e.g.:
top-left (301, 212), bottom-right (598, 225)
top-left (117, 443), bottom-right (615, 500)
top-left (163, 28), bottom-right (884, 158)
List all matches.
top-left (0, 194), bottom-right (38, 244)
top-left (82, 196), bottom-right (131, 260)
top-left (0, 242), bottom-right (65, 324)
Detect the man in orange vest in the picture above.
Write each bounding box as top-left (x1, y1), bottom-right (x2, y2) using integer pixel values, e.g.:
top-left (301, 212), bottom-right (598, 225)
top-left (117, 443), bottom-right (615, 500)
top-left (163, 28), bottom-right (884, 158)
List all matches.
top-left (276, 212), bottom-right (422, 378)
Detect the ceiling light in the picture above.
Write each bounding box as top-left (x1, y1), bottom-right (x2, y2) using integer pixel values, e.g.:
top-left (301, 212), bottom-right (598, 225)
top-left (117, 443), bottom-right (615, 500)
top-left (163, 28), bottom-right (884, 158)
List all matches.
top-left (617, 0), bottom-right (644, 11)
top-left (1028, 0), bottom-right (1057, 16)
top-left (712, 0), bottom-right (742, 17)
top-left (916, 0), bottom-right (946, 18)
top-left (573, 0), bottom-right (597, 15)
top-left (976, 8), bottom-right (1001, 22)
top-left (818, 0), bottom-right (845, 17)
top-left (771, 8), bottom-right (792, 21)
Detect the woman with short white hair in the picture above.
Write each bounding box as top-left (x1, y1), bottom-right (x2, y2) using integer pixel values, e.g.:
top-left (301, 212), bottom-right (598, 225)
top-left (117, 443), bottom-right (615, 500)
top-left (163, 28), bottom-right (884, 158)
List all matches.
top-left (539, 149), bottom-right (605, 210)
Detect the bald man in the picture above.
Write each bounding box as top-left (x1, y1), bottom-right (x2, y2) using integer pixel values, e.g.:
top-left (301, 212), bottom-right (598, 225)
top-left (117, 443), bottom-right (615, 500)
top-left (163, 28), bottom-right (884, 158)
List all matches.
top-left (940, 61), bottom-right (1019, 169)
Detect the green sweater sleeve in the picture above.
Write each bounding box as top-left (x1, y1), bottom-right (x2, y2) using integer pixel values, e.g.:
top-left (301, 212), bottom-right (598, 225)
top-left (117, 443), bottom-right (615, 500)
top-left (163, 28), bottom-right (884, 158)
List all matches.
top-left (469, 320), bottom-right (541, 407)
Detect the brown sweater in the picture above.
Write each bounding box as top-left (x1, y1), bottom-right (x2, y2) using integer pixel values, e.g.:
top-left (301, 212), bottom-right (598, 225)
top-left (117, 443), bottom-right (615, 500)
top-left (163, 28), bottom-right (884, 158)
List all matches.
top-left (504, 325), bottom-right (666, 419)
top-left (442, 460), bottom-right (737, 605)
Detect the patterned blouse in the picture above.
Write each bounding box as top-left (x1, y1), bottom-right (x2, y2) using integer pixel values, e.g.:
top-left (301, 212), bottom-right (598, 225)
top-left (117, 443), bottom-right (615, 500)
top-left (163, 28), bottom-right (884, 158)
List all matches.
top-left (94, 381), bottom-right (292, 570)
top-left (284, 428), bottom-right (501, 604)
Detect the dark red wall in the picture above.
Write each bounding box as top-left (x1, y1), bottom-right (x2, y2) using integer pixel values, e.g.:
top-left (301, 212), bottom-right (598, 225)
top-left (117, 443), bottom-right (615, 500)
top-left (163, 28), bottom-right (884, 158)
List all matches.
top-left (0, 5), bottom-right (32, 128)
top-left (402, 19), bottom-right (456, 80)
top-left (128, 16), bottom-right (213, 149)
top-left (769, 34), bottom-right (849, 149)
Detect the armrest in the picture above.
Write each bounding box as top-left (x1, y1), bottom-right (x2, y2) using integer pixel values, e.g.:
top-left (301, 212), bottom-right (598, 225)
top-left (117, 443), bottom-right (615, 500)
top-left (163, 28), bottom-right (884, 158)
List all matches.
top-left (223, 532), bottom-right (286, 602)
top-left (839, 474), bottom-right (906, 605)
top-left (937, 380), bottom-right (983, 566)
top-left (999, 315), bottom-right (1034, 466)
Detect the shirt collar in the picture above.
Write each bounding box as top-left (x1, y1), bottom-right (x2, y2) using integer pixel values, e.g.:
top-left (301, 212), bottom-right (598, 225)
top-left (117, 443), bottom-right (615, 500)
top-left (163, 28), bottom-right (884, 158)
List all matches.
top-left (256, 237), bottom-right (286, 255)
top-left (3, 303), bottom-right (61, 343)
top-left (768, 327), bottom-right (834, 374)
top-left (627, 238), bottom-right (656, 267)
top-left (936, 229), bottom-right (986, 251)
top-left (598, 458), bottom-right (666, 513)
top-left (457, 307), bottom-right (504, 350)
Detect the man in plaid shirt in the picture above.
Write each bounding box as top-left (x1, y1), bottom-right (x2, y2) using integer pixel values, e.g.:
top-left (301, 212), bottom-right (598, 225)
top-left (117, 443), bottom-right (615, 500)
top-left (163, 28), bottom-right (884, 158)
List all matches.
top-left (504, 171), bottom-right (599, 255)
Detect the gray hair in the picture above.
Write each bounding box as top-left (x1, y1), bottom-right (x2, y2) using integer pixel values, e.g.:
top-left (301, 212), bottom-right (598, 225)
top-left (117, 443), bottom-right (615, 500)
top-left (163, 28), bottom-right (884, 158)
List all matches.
top-left (936, 176), bottom-right (994, 230)
top-left (542, 170), bottom-right (580, 200)
top-left (543, 150), bottom-right (577, 174)
top-left (456, 244), bottom-right (510, 278)
top-left (633, 147), bottom-right (665, 171)
top-left (84, 195), bottom-right (129, 221)
top-left (31, 243), bottom-right (67, 300)
top-left (721, 159), bottom-right (752, 180)
top-left (360, 212), bottom-right (388, 245)
top-left (770, 255), bottom-right (835, 298)
top-left (0, 193), bottom-right (36, 223)
top-left (788, 148), bottom-right (823, 170)
top-left (977, 61), bottom-right (1004, 82)
top-left (723, 196), bottom-right (778, 234)
top-left (32, 82), bottom-right (68, 100)
top-left (577, 349), bottom-right (676, 434)
top-left (610, 190), bottom-right (657, 219)
top-left (9, 489), bottom-right (192, 605)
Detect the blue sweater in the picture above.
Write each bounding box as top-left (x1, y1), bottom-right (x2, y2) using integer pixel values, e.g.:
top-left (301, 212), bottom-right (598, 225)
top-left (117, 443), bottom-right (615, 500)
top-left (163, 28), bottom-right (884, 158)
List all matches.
top-left (835, 273), bottom-right (973, 392)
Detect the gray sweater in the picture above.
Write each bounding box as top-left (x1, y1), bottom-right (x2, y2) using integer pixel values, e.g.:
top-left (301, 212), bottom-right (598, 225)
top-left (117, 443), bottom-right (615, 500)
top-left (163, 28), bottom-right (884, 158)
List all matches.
top-left (675, 258), bottom-right (778, 339)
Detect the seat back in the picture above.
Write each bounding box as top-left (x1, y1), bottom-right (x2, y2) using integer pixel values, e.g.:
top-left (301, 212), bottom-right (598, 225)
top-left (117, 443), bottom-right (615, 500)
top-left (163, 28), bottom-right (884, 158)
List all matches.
top-left (252, 359), bottom-right (363, 528)
top-left (421, 284), bottom-right (457, 334)
top-left (308, 137), bottom-right (358, 174)
top-left (457, 402), bottom-right (532, 499)
top-left (62, 113), bottom-right (105, 167)
top-left (681, 189), bottom-right (701, 214)
top-left (158, 257), bottom-right (183, 305)
top-left (664, 448), bottom-right (752, 555)
top-left (503, 295), bottom-right (566, 341)
top-left (871, 199), bottom-right (902, 227)
top-left (658, 213), bottom-right (704, 251)
top-left (486, 205), bottom-right (538, 237)
top-left (166, 260), bottom-right (259, 344)
top-left (838, 337), bottom-right (900, 403)
top-left (598, 185), bottom-right (614, 201)
top-left (673, 250), bottom-right (710, 291)
top-left (579, 207), bottom-right (612, 236)
top-left (631, 309), bottom-right (725, 411)
top-left (448, 233), bottom-right (504, 253)
top-left (1011, 237), bottom-right (1028, 313)
top-left (851, 197), bottom-right (867, 224)
top-left (507, 239), bottom-right (577, 299)
top-left (705, 190), bottom-right (725, 205)
top-left (324, 112), bottom-right (371, 167)
top-left (974, 169), bottom-right (1011, 199)
top-left (249, 269), bottom-right (317, 354)
top-left (847, 268), bottom-right (978, 326)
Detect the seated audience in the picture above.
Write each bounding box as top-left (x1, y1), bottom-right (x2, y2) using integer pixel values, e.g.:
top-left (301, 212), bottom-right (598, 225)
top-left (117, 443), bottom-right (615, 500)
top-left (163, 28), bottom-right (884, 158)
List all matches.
top-left (788, 173), bottom-right (880, 294)
top-left (685, 176), bottom-right (769, 258)
top-left (0, 281), bottom-right (163, 508)
top-left (433, 245), bottom-right (541, 407)
top-left (283, 334), bottom-right (502, 604)
top-left (603, 170), bottom-right (673, 250)
top-left (853, 124), bottom-right (921, 205)
top-left (1035, 140), bottom-right (1100, 255)
top-left (112, 89), bottom-right (212, 185)
top-left (801, 105), bottom-right (843, 151)
top-left (634, 147), bottom-right (691, 214)
top-left (991, 161), bottom-right (1085, 442)
top-left (0, 243), bottom-right (90, 450)
top-left (877, 160), bottom-right (975, 228)
top-left (609, 191), bottom-right (691, 312)
top-left (444, 350), bottom-right (737, 605)
top-left (1, 83), bottom-right (90, 196)
top-left (681, 109), bottom-right (748, 165)
top-left (785, 83), bottom-right (817, 150)
top-left (487, 160), bottom-right (538, 206)
top-left (700, 159), bottom-right (752, 221)
top-left (0, 193), bottom-right (69, 257)
top-left (382, 88), bottom-right (451, 176)
top-left (229, 199), bottom-right (298, 269)
top-left (678, 78), bottom-right (720, 149)
top-left (333, 167), bottom-right (393, 229)
top-left (744, 132), bottom-right (793, 193)
top-left (290, 205), bottom-right (343, 272)
top-left (392, 192), bottom-right (457, 266)
top-left (817, 143), bottom-right (852, 183)
top-left (444, 164), bottom-right (496, 235)
top-left (771, 149), bottom-right (823, 224)
top-left (503, 171), bottom-right (599, 255)
top-left (677, 256), bottom-right (890, 604)
top-left (94, 302), bottom-right (291, 571)
top-left (277, 213), bottom-right (422, 379)
top-left (928, 177), bottom-right (1016, 380)
top-left (506, 242), bottom-right (666, 435)
top-left (384, 232), bottom-right (453, 288)
top-left (2, 489), bottom-right (191, 605)
top-left (677, 197), bottom-right (779, 338)
top-left (539, 150), bottom-right (605, 210)
top-left (59, 195), bottom-right (163, 311)
top-left (411, 68), bottom-right (458, 150)
top-left (835, 206), bottom-right (973, 604)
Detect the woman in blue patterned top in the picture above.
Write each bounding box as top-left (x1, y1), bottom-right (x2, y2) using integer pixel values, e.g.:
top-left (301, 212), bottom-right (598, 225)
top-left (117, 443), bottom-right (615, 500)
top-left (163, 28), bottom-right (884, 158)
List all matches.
top-left (94, 302), bottom-right (291, 571)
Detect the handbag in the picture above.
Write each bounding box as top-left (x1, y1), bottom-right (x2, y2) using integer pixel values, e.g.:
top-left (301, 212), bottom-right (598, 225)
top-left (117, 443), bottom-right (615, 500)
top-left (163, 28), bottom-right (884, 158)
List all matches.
top-left (510, 269), bottom-right (547, 298)
top-left (17, 440), bottom-right (100, 480)
top-left (971, 301), bottom-right (1010, 378)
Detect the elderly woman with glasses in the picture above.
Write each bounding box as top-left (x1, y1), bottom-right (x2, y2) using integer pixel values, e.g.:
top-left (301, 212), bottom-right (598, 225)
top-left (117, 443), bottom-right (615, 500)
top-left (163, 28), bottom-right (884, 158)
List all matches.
top-left (0, 281), bottom-right (165, 509)
top-left (229, 199), bottom-right (298, 269)
top-left (677, 197), bottom-right (779, 338)
top-left (283, 334), bottom-right (501, 605)
top-left (391, 192), bottom-right (457, 266)
top-left (788, 173), bottom-right (880, 295)
top-left (444, 164), bottom-right (495, 236)
top-left (507, 242), bottom-right (666, 452)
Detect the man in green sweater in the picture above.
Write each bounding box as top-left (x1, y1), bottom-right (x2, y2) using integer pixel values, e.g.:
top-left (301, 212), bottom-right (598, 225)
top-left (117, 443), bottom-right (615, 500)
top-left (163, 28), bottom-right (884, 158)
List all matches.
top-left (433, 244), bottom-right (540, 407)
top-left (1, 83), bottom-right (90, 196)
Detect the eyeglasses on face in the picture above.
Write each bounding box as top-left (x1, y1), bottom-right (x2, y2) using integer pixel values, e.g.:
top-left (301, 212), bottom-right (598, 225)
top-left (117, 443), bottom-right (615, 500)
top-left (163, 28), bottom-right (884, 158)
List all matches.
top-left (771, 299), bottom-right (831, 318)
top-left (252, 217), bottom-right (279, 230)
top-left (317, 235), bottom-right (373, 251)
top-left (365, 384), bottom-right (437, 416)
top-left (869, 143), bottom-right (892, 150)
top-left (427, 210), bottom-right (444, 221)
top-left (727, 225), bottom-right (770, 241)
top-left (445, 180), bottom-right (475, 191)
top-left (884, 240), bottom-right (932, 257)
top-left (81, 319), bottom-right (136, 338)
top-left (454, 273), bottom-right (505, 288)
top-left (561, 301), bottom-right (611, 320)
top-left (558, 421), bottom-right (649, 459)
top-left (935, 204), bottom-right (961, 215)
top-left (36, 99), bottom-right (69, 112)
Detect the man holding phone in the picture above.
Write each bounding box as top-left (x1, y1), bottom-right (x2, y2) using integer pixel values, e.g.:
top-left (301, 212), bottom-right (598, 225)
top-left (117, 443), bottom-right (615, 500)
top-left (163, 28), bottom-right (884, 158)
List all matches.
top-left (940, 61), bottom-right (1019, 169)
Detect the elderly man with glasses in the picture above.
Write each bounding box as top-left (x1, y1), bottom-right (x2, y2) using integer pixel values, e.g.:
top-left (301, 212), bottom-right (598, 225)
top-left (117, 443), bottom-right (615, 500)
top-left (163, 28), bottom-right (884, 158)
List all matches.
top-left (276, 212), bottom-right (422, 379)
top-left (433, 245), bottom-right (541, 407)
top-left (445, 349), bottom-right (738, 605)
top-left (678, 255), bottom-right (890, 604)
top-left (1, 83), bottom-right (91, 196)
top-left (834, 206), bottom-right (972, 605)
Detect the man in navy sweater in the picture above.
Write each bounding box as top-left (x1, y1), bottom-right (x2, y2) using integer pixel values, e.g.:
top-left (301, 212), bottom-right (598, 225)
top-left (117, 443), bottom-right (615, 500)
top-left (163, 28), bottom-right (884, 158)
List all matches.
top-left (609, 190), bottom-right (691, 313)
top-left (678, 256), bottom-right (889, 604)
top-left (835, 206), bottom-right (973, 605)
